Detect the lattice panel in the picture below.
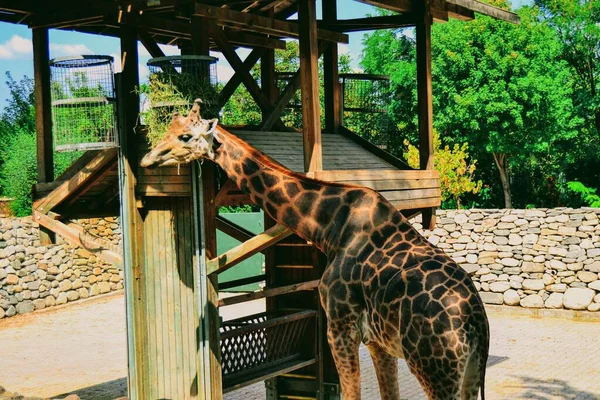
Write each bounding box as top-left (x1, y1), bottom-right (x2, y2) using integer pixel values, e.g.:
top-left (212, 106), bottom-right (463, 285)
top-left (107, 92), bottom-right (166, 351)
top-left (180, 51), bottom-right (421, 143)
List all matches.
top-left (220, 311), bottom-right (315, 377)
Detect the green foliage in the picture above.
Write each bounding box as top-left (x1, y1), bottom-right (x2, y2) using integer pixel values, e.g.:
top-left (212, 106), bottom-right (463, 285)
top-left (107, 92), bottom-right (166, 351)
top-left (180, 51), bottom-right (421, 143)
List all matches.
top-left (222, 41), bottom-right (353, 128)
top-left (0, 130), bottom-right (36, 216)
top-left (404, 131), bottom-right (482, 208)
top-left (535, 0), bottom-right (600, 138)
top-left (567, 181), bottom-right (600, 207)
top-left (142, 66), bottom-right (219, 147)
top-left (361, 6), bottom-right (585, 208)
top-left (51, 72), bottom-right (116, 149)
top-left (1, 72), bottom-right (35, 135)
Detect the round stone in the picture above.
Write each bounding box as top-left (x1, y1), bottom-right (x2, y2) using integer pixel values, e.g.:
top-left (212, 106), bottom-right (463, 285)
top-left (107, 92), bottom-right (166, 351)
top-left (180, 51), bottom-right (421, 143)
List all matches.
top-left (577, 271), bottom-right (598, 283)
top-left (588, 281), bottom-right (600, 291)
top-left (520, 294), bottom-right (544, 308)
top-left (503, 289), bottom-right (520, 306)
top-left (588, 303), bottom-right (600, 312)
top-left (489, 282), bottom-right (511, 293)
top-left (56, 292), bottom-right (68, 305)
top-left (544, 293), bottom-right (564, 309)
top-left (522, 279), bottom-right (545, 291)
top-left (563, 288), bottom-right (595, 310)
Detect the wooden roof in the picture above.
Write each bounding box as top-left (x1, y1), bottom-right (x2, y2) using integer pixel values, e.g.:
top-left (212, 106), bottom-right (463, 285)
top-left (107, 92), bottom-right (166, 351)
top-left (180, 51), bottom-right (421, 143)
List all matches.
top-left (0, 0), bottom-right (518, 50)
top-left (234, 131), bottom-right (398, 171)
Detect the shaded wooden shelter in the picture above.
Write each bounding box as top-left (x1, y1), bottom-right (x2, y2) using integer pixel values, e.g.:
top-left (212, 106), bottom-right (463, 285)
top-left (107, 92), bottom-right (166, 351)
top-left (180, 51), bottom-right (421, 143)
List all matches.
top-left (0, 0), bottom-right (518, 399)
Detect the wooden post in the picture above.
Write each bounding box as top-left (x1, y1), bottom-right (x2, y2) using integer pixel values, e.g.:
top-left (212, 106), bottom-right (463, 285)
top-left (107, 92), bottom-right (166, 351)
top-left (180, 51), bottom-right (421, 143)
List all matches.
top-left (33, 28), bottom-right (55, 244)
top-left (33, 28), bottom-right (53, 184)
top-left (191, 15), bottom-right (223, 400)
top-left (416, 0), bottom-right (436, 229)
top-left (323, 0), bottom-right (341, 134)
top-left (299, 0), bottom-right (323, 172)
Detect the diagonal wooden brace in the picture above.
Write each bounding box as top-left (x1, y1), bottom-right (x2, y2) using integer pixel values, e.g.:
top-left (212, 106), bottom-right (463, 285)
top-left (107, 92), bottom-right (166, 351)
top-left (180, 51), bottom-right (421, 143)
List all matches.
top-left (207, 224), bottom-right (292, 275)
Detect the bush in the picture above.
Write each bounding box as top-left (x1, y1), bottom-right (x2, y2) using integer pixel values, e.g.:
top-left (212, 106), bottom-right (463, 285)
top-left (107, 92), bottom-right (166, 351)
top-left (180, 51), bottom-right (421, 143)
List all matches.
top-left (567, 181), bottom-right (600, 207)
top-left (0, 130), bottom-right (80, 216)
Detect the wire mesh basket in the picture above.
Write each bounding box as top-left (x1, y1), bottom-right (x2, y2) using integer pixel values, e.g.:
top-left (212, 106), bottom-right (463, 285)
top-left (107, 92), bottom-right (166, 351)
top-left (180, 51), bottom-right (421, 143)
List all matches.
top-left (145, 55), bottom-right (219, 145)
top-left (50, 55), bottom-right (117, 152)
top-left (220, 309), bottom-right (316, 388)
top-left (340, 73), bottom-right (391, 149)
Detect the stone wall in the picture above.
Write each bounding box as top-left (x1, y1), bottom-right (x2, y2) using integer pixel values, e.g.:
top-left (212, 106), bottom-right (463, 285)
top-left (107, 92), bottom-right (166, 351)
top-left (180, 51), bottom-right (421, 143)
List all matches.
top-left (414, 208), bottom-right (600, 311)
top-left (0, 217), bottom-right (123, 319)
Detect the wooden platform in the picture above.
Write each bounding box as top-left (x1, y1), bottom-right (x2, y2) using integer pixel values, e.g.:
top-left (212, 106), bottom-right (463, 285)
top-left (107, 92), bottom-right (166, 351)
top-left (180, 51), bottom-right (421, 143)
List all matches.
top-left (33, 129), bottom-right (441, 221)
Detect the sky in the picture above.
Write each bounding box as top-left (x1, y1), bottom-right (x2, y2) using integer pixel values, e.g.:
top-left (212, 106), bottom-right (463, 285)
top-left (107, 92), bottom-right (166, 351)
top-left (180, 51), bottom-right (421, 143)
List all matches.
top-left (0, 0), bottom-right (532, 110)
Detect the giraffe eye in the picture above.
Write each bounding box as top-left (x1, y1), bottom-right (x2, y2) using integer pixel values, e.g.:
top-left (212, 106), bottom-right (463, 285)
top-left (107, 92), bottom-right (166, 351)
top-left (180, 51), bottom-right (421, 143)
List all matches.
top-left (179, 134), bottom-right (192, 143)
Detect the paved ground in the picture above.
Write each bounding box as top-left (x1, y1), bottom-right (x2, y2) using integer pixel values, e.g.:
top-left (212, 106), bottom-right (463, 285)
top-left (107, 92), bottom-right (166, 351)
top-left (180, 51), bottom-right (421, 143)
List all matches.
top-left (1, 293), bottom-right (599, 400)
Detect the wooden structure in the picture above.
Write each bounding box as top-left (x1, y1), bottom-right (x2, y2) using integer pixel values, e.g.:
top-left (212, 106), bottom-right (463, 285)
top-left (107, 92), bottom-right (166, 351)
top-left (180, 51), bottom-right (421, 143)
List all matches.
top-left (0, 0), bottom-right (518, 399)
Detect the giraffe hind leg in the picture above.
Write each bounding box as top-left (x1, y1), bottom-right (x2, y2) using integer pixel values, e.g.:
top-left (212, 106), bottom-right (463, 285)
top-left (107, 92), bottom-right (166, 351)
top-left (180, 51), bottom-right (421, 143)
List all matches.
top-left (366, 342), bottom-right (400, 400)
top-left (326, 320), bottom-right (362, 400)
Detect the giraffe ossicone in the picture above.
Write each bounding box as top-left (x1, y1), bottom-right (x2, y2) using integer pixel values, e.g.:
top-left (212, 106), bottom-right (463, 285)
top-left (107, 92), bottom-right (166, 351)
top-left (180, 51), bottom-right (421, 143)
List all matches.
top-left (141, 103), bottom-right (490, 400)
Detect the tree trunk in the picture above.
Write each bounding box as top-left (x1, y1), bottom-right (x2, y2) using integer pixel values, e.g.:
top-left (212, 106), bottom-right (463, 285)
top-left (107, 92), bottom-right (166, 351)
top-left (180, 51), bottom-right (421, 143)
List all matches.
top-left (594, 109), bottom-right (600, 140)
top-left (493, 152), bottom-right (512, 209)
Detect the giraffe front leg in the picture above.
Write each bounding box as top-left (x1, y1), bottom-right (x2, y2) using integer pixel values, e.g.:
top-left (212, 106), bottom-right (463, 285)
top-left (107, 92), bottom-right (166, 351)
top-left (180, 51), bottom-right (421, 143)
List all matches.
top-left (366, 342), bottom-right (400, 400)
top-left (327, 321), bottom-right (362, 400)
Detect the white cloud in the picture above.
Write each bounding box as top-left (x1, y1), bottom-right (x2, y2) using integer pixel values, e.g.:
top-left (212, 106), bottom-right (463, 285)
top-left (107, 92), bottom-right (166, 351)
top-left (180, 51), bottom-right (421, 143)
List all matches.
top-left (111, 52), bottom-right (122, 73)
top-left (217, 62), bottom-right (235, 83)
top-left (138, 42), bottom-right (180, 58)
top-left (0, 35), bottom-right (32, 59)
top-left (50, 43), bottom-right (92, 57)
top-left (0, 35), bottom-right (95, 60)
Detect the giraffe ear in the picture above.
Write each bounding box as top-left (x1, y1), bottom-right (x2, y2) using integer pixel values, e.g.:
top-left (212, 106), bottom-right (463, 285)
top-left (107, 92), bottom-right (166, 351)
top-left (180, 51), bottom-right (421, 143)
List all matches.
top-left (199, 118), bottom-right (218, 138)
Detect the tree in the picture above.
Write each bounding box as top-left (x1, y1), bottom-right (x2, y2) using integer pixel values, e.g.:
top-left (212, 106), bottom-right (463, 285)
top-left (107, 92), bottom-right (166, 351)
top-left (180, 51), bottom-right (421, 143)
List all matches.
top-left (1, 72), bottom-right (35, 140)
top-left (535, 0), bottom-right (600, 139)
top-left (361, 6), bottom-right (579, 208)
top-left (404, 131), bottom-right (482, 208)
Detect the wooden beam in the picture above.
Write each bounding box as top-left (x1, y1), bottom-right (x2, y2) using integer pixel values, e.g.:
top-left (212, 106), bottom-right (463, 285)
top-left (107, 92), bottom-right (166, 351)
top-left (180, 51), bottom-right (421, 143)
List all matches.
top-left (259, 40), bottom-right (329, 131)
top-left (299, 0), bottom-right (323, 172)
top-left (120, 25), bottom-right (140, 133)
top-left (35, 148), bottom-right (118, 214)
top-left (323, 0), bottom-right (340, 133)
top-left (354, 0), bottom-right (412, 13)
top-left (218, 48), bottom-right (265, 107)
top-left (195, 3), bottom-right (349, 43)
top-left (29, 8), bottom-right (106, 29)
top-left (34, 211), bottom-right (123, 267)
top-left (192, 15), bottom-right (210, 56)
top-left (320, 14), bottom-right (417, 32)
top-left (33, 28), bottom-right (53, 185)
top-left (135, 14), bottom-right (287, 50)
top-left (207, 224), bottom-right (293, 275)
top-left (218, 280), bottom-right (320, 307)
top-left (115, 70), bottom-right (148, 399)
top-left (211, 26), bottom-right (285, 130)
top-left (446, 0), bottom-right (520, 23)
top-left (218, 274), bottom-right (266, 291)
top-left (216, 215), bottom-right (256, 243)
top-left (416, 0), bottom-right (436, 230)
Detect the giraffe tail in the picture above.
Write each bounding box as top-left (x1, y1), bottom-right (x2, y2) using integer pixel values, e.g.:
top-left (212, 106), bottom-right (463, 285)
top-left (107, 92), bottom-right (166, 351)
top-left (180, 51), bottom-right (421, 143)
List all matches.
top-left (479, 323), bottom-right (490, 400)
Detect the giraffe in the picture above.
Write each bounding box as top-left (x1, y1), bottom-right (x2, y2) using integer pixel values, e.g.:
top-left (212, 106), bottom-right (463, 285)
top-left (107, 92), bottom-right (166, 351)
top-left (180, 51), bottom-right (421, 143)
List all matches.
top-left (140, 100), bottom-right (490, 400)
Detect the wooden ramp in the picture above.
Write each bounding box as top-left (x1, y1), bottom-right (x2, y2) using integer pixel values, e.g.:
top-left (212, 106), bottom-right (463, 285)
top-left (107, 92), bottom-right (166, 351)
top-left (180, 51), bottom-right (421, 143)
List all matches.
top-left (32, 148), bottom-right (122, 267)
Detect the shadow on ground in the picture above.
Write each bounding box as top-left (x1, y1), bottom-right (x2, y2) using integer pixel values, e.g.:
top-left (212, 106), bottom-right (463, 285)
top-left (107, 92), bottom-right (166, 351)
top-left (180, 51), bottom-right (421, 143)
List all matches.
top-left (509, 376), bottom-right (599, 400)
top-left (488, 355), bottom-right (509, 368)
top-left (55, 378), bottom-right (127, 400)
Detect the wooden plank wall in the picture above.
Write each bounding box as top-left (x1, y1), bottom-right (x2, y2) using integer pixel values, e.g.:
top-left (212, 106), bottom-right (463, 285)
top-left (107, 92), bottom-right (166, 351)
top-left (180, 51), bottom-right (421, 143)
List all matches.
top-left (140, 196), bottom-right (199, 400)
top-left (234, 131), bottom-right (394, 171)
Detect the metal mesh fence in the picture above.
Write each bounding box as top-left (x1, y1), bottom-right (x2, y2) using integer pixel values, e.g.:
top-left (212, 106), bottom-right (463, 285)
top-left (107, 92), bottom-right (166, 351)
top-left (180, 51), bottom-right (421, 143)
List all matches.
top-left (145, 55), bottom-right (219, 145)
top-left (50, 55), bottom-right (117, 152)
top-left (340, 73), bottom-right (391, 149)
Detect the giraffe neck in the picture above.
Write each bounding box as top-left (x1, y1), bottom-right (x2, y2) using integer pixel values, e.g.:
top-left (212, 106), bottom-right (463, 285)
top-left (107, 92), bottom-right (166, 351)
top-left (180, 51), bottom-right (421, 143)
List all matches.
top-left (212, 128), bottom-right (356, 255)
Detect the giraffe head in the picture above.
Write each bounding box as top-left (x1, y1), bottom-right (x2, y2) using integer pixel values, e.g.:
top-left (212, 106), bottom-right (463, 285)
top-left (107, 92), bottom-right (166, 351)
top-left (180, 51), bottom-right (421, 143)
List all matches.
top-left (140, 99), bottom-right (219, 168)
